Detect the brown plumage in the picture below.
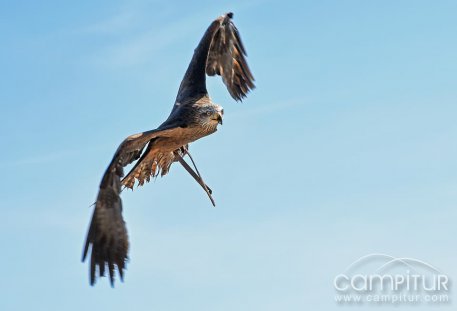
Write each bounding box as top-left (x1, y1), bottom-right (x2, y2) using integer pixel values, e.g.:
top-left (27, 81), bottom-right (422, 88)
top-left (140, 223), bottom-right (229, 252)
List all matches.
top-left (82, 12), bottom-right (254, 286)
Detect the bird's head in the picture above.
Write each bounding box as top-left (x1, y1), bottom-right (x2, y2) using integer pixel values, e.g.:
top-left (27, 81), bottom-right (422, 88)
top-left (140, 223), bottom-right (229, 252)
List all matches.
top-left (197, 104), bottom-right (224, 127)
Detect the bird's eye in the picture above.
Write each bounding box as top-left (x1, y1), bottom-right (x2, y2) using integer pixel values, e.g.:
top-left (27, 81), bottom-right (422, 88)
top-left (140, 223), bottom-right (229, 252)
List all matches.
top-left (206, 111), bottom-right (211, 116)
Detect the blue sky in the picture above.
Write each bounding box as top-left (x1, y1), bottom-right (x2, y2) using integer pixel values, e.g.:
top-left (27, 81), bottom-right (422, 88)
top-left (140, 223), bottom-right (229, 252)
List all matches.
top-left (1, 0), bottom-right (456, 310)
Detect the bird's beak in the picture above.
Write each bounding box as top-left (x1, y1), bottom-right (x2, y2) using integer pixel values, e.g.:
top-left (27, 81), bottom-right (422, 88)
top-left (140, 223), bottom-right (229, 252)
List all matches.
top-left (217, 113), bottom-right (223, 125)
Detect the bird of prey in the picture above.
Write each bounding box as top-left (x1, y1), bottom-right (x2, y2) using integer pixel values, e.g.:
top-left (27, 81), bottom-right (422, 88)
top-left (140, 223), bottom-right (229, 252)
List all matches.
top-left (82, 12), bottom-right (254, 286)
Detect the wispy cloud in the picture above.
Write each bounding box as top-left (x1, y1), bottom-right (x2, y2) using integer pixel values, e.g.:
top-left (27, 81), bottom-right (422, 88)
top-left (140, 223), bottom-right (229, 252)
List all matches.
top-left (83, 9), bottom-right (209, 68)
top-left (80, 10), bottom-right (138, 35)
top-left (79, 0), bottom-right (266, 68)
top-left (96, 19), bottom-right (196, 68)
top-left (0, 142), bottom-right (113, 169)
top-left (0, 150), bottom-right (76, 169)
top-left (229, 98), bottom-right (304, 119)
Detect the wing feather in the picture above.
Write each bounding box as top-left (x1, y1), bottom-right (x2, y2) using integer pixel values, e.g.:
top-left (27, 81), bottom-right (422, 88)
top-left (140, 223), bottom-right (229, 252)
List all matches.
top-left (82, 126), bottom-right (179, 286)
top-left (205, 13), bottom-right (255, 101)
top-left (175, 12), bottom-right (255, 104)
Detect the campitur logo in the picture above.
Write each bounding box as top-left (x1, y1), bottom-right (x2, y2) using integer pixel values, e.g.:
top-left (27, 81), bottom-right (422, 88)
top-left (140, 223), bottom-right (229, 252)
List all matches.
top-left (333, 253), bottom-right (451, 305)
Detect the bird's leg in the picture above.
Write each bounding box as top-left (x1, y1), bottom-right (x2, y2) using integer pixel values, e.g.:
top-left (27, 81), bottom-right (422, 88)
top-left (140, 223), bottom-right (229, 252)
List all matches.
top-left (175, 149), bottom-right (215, 207)
top-left (185, 149), bottom-right (203, 178)
top-left (181, 147), bottom-right (212, 192)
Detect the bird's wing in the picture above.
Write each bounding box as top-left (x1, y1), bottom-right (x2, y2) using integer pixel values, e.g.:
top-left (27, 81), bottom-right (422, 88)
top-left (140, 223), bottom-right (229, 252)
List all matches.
top-left (82, 126), bottom-right (180, 286)
top-left (205, 13), bottom-right (255, 101)
top-left (175, 12), bottom-right (255, 104)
